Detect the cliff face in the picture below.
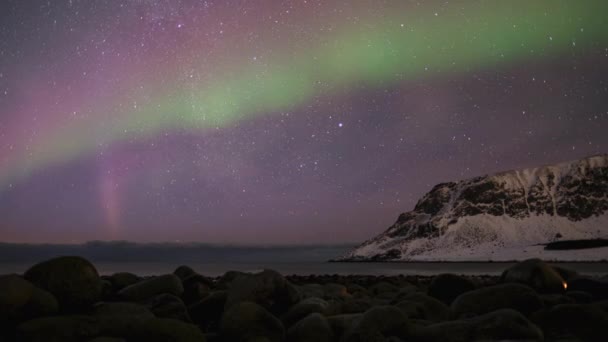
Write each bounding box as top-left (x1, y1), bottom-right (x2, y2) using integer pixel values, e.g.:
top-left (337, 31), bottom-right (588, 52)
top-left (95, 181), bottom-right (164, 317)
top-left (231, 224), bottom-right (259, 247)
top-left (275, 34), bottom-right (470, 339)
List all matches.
top-left (342, 155), bottom-right (608, 261)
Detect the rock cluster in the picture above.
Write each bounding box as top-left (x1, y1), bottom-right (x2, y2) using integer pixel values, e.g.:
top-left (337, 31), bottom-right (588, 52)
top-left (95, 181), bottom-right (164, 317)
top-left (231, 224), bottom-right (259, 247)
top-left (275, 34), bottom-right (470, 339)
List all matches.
top-left (1, 257), bottom-right (607, 341)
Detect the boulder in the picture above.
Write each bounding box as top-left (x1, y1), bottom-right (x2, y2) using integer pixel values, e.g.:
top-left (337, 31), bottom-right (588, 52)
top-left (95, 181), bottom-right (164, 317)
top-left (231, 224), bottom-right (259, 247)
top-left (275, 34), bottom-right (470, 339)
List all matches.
top-left (427, 274), bottom-right (476, 305)
top-left (501, 258), bottom-right (565, 293)
top-left (394, 293), bottom-right (450, 321)
top-left (451, 283), bottom-right (542, 317)
top-left (419, 309), bottom-right (543, 342)
top-left (287, 313), bottom-right (333, 342)
top-left (324, 298), bottom-right (373, 316)
top-left (105, 316), bottom-right (206, 342)
top-left (174, 265), bottom-right (198, 281)
top-left (182, 274), bottom-right (212, 305)
top-left (532, 303), bottom-right (608, 341)
top-left (92, 302), bottom-right (153, 318)
top-left (24, 256), bottom-right (102, 312)
top-left (16, 315), bottom-right (101, 342)
top-left (220, 301), bottom-right (285, 342)
top-left (341, 306), bottom-right (410, 342)
top-left (567, 276), bottom-right (608, 300)
top-left (188, 290), bottom-right (227, 330)
top-left (0, 274), bottom-right (59, 322)
top-left (326, 313), bottom-right (362, 340)
top-left (143, 293), bottom-right (191, 322)
top-left (224, 269), bottom-right (299, 315)
top-left (107, 272), bottom-right (140, 292)
top-left (118, 274), bottom-right (183, 302)
top-left (280, 297), bottom-right (328, 328)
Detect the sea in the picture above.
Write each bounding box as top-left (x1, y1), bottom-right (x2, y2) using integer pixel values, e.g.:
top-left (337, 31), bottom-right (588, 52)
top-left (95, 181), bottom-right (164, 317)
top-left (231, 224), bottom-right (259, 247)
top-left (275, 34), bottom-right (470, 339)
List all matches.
top-left (0, 243), bottom-right (606, 276)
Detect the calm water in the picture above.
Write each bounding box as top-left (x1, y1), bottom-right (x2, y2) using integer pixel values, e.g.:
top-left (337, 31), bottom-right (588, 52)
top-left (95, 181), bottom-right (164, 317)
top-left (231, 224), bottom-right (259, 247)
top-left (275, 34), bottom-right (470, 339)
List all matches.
top-left (1, 243), bottom-right (606, 276)
top-left (1, 261), bottom-right (606, 277)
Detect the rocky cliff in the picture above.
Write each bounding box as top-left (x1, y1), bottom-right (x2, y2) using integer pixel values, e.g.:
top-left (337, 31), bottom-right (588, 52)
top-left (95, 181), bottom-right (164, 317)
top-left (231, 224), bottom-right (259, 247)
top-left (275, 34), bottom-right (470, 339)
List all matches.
top-left (342, 154), bottom-right (608, 261)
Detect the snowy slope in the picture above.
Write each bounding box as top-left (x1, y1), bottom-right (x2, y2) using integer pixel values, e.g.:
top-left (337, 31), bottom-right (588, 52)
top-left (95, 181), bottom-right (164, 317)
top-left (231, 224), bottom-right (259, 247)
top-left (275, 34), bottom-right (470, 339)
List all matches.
top-left (342, 154), bottom-right (608, 261)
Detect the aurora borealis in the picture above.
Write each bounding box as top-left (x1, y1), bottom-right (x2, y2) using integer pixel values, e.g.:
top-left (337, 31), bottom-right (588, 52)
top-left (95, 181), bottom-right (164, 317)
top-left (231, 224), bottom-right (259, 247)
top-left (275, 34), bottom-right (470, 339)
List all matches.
top-left (1, 1), bottom-right (607, 244)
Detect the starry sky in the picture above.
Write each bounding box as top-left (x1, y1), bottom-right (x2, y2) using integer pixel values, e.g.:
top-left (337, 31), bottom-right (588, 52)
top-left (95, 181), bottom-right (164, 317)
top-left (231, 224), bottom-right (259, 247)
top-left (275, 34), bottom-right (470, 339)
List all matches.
top-left (1, 0), bottom-right (607, 244)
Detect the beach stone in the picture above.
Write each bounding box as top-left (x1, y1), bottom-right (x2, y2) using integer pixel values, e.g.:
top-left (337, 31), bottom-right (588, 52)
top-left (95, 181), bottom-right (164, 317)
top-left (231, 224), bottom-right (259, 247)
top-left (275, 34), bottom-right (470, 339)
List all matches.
top-left (220, 301), bottom-right (285, 342)
top-left (105, 316), bottom-right (206, 342)
top-left (108, 272), bottom-right (140, 292)
top-left (182, 274), bottom-right (212, 305)
top-left (325, 298), bottom-right (373, 316)
top-left (188, 290), bottom-right (227, 330)
top-left (540, 294), bottom-right (575, 308)
top-left (224, 269), bottom-right (299, 315)
top-left (501, 258), bottom-right (565, 293)
top-left (565, 290), bottom-right (593, 303)
top-left (216, 271), bottom-right (250, 289)
top-left (419, 309), bottom-right (543, 342)
top-left (552, 266), bottom-right (579, 281)
top-left (280, 297), bottom-right (328, 328)
top-left (323, 283), bottom-right (351, 300)
top-left (394, 293), bottom-right (450, 321)
top-left (16, 315), bottom-right (101, 342)
top-left (298, 283), bottom-right (325, 298)
top-left (451, 283), bottom-right (542, 317)
top-left (532, 303), bottom-right (608, 341)
top-left (174, 265), bottom-right (198, 280)
top-left (369, 281), bottom-right (399, 296)
top-left (118, 274), bottom-right (183, 302)
top-left (567, 277), bottom-right (608, 300)
top-left (24, 256), bottom-right (102, 312)
top-left (87, 337), bottom-right (126, 342)
top-left (0, 274), bottom-right (59, 323)
top-left (143, 293), bottom-right (191, 322)
top-left (287, 313), bottom-right (333, 342)
top-left (427, 274), bottom-right (476, 305)
top-left (326, 313), bottom-right (362, 340)
top-left (93, 302), bottom-right (153, 318)
top-left (341, 305), bottom-right (410, 342)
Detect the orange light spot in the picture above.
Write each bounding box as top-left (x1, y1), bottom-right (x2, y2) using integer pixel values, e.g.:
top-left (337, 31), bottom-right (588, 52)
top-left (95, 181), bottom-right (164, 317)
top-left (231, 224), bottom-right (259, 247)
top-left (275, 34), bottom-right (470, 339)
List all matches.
top-left (563, 282), bottom-right (568, 290)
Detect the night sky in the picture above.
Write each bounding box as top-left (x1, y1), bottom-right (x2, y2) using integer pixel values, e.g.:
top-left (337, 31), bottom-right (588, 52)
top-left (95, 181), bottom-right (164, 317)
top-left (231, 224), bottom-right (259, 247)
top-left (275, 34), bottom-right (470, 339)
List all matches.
top-left (1, 1), bottom-right (607, 244)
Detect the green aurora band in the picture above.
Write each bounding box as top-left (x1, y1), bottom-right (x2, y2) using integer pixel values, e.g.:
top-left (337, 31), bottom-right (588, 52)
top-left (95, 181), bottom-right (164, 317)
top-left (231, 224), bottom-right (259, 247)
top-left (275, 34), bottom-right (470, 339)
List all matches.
top-left (3, 0), bottom-right (608, 190)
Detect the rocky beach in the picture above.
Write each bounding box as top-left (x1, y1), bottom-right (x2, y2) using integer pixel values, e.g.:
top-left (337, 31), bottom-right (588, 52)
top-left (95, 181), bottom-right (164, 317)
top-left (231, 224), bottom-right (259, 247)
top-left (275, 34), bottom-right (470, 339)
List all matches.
top-left (1, 256), bottom-right (607, 341)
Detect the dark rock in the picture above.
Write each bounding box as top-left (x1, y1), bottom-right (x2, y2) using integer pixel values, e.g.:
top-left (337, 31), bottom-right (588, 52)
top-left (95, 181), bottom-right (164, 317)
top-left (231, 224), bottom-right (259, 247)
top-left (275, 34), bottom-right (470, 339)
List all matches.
top-left (0, 274), bottom-right (59, 323)
top-left (451, 283), bottom-right (542, 317)
top-left (567, 276), bottom-right (608, 300)
top-left (174, 265), bottom-right (198, 281)
top-left (501, 258), bottom-right (566, 293)
top-left (323, 283), bottom-right (351, 300)
top-left (110, 316), bottom-right (206, 341)
top-left (143, 293), bottom-right (191, 322)
top-left (394, 293), bottom-right (450, 321)
top-left (16, 315), bottom-right (101, 342)
top-left (565, 290), bottom-right (594, 303)
top-left (182, 274), bottom-right (212, 305)
top-left (324, 298), bottom-right (373, 316)
top-left (118, 274), bottom-right (183, 302)
top-left (108, 272), bottom-right (140, 292)
top-left (24, 256), bottom-right (102, 312)
top-left (326, 314), bottom-right (362, 341)
top-left (287, 313), bottom-right (333, 342)
top-left (224, 269), bottom-right (299, 315)
top-left (87, 337), bottom-right (126, 342)
top-left (540, 294), bottom-right (575, 308)
top-left (427, 274), bottom-right (476, 305)
top-left (281, 297), bottom-right (328, 328)
top-left (341, 305), bottom-right (410, 342)
top-left (552, 266), bottom-right (579, 282)
top-left (188, 291), bottom-right (227, 331)
top-left (419, 309), bottom-right (543, 342)
top-left (532, 303), bottom-right (608, 341)
top-left (220, 301), bottom-right (284, 342)
top-left (92, 302), bottom-right (153, 318)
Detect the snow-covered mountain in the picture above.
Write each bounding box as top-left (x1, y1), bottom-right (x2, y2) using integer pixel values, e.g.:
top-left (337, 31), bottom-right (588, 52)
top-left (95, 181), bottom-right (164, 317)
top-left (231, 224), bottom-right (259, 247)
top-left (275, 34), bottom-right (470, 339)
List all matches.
top-left (341, 154), bottom-right (608, 261)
